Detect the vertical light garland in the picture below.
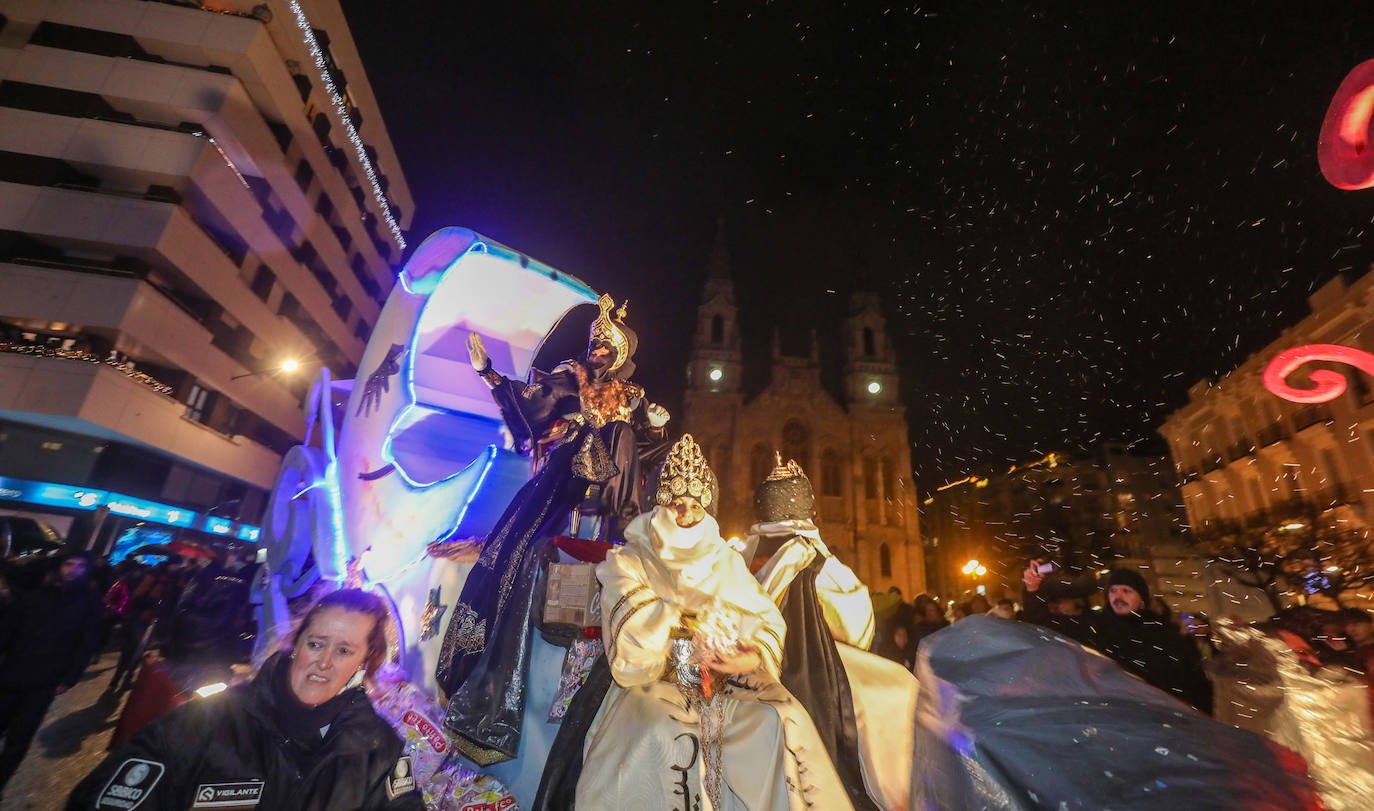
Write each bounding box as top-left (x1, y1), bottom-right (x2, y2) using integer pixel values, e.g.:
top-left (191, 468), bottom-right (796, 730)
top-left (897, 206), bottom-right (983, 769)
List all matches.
top-left (288, 0), bottom-right (406, 252)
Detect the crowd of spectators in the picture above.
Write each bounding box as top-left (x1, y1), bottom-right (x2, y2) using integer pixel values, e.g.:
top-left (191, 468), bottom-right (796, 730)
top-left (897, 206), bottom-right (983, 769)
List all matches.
top-left (874, 562), bottom-right (1374, 727)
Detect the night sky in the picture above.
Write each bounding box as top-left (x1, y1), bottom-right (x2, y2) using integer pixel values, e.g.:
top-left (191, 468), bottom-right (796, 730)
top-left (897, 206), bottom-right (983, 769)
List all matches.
top-left (341, 2), bottom-right (1374, 489)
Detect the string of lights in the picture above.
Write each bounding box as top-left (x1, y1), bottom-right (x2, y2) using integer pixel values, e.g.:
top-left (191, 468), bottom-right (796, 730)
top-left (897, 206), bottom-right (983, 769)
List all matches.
top-left (288, 0), bottom-right (406, 252)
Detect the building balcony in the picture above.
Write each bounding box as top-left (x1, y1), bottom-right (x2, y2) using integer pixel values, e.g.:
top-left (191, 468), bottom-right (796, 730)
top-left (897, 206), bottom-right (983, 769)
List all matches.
top-left (1225, 439), bottom-right (1254, 462)
top-left (1257, 424), bottom-right (1286, 447)
top-left (0, 352), bottom-right (281, 488)
top-left (1293, 404), bottom-right (1333, 432)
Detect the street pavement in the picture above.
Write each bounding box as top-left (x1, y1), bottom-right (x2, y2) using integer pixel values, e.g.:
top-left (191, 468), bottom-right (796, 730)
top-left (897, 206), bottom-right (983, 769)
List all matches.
top-left (3, 653), bottom-right (124, 811)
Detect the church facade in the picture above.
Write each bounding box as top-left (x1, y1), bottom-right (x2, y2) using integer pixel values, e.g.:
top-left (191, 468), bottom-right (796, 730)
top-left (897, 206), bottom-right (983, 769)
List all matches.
top-left (680, 236), bottom-right (926, 596)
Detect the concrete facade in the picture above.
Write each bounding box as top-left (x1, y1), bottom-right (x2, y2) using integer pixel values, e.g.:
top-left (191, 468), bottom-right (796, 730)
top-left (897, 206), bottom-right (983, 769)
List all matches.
top-left (0, 0), bottom-right (411, 544)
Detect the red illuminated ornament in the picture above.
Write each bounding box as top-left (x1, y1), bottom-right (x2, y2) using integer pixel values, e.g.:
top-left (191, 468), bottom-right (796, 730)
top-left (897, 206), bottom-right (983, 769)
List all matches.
top-left (1318, 59), bottom-right (1374, 190)
top-left (1262, 344), bottom-right (1374, 403)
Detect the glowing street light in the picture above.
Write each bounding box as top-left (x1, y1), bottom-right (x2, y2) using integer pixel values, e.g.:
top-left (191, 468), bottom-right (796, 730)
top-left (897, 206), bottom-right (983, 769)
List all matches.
top-left (962, 559), bottom-right (981, 575)
top-left (232, 357), bottom-right (305, 381)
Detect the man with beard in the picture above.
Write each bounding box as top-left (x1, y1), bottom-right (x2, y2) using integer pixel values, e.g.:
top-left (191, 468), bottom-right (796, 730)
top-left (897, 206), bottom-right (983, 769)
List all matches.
top-left (1024, 563), bottom-right (1212, 713)
top-left (0, 550), bottom-right (102, 793)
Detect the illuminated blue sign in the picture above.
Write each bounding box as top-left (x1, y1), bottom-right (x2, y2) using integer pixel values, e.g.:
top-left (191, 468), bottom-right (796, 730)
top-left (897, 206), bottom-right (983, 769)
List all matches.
top-left (105, 496), bottom-right (196, 527)
top-left (0, 477), bottom-right (108, 511)
top-left (236, 525), bottom-right (261, 542)
top-left (204, 516), bottom-right (234, 535)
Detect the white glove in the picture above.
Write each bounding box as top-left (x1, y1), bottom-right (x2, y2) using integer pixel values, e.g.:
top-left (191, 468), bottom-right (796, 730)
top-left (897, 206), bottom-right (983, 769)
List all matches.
top-left (647, 403), bottom-right (670, 428)
top-left (467, 332), bottom-right (489, 372)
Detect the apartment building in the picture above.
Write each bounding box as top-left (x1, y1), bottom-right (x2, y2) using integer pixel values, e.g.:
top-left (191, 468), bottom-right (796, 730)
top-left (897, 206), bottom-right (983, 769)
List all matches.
top-left (0, 0), bottom-right (412, 551)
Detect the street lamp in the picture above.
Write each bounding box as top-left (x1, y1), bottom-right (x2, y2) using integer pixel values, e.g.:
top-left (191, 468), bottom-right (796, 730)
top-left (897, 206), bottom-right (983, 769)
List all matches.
top-left (232, 357), bottom-right (304, 381)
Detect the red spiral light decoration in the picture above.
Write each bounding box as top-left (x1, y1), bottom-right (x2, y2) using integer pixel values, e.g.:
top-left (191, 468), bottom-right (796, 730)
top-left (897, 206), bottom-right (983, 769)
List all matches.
top-left (1319, 59), bottom-right (1374, 190)
top-left (1262, 343), bottom-right (1374, 403)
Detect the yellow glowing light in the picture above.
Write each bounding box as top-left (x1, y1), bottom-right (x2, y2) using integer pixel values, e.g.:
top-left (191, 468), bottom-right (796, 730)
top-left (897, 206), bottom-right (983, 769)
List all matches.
top-left (975, 565), bottom-right (987, 576)
top-left (962, 560), bottom-right (980, 575)
top-left (281, 358), bottom-right (301, 373)
top-left (1280, 522), bottom-right (1306, 531)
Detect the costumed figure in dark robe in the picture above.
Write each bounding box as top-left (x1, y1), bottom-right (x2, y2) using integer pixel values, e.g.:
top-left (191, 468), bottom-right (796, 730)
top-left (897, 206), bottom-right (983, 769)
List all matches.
top-left (575, 435), bottom-right (853, 810)
top-left (749, 456), bottom-right (917, 811)
top-left (436, 293), bottom-right (669, 764)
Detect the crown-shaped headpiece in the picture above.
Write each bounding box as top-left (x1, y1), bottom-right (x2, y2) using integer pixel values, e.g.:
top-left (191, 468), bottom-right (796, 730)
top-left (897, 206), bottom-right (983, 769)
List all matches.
top-left (765, 452), bottom-right (808, 482)
top-left (656, 434), bottom-right (716, 510)
top-left (588, 293), bottom-right (631, 373)
top-left (754, 452), bottom-right (816, 522)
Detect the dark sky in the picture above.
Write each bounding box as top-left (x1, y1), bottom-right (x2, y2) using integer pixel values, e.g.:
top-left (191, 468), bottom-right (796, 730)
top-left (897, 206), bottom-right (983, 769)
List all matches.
top-left (341, 1), bottom-right (1374, 488)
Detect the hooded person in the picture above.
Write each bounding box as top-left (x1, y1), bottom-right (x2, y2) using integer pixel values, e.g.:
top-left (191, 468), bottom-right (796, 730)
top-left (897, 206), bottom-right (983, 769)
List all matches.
top-left (749, 456), bottom-right (917, 811)
top-left (574, 436), bottom-right (853, 811)
top-left (1024, 562), bottom-right (1212, 713)
top-left (437, 293), bottom-right (671, 763)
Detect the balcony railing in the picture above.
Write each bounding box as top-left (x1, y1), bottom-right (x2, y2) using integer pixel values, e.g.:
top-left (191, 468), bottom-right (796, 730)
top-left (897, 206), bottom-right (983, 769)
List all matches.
top-left (1226, 439), bottom-right (1254, 462)
top-left (0, 337), bottom-right (175, 397)
top-left (1294, 404), bottom-right (1333, 431)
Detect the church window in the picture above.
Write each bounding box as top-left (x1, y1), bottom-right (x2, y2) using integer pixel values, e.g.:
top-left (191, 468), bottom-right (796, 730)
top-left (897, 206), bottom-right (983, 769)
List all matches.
top-left (880, 543), bottom-right (892, 577)
top-left (863, 457), bottom-right (878, 499)
top-left (881, 457), bottom-right (896, 499)
top-left (782, 421), bottom-right (809, 475)
top-left (821, 450), bottom-right (841, 497)
top-left (710, 314), bottom-right (724, 345)
top-left (862, 327), bottom-right (875, 357)
top-left (751, 444), bottom-right (773, 488)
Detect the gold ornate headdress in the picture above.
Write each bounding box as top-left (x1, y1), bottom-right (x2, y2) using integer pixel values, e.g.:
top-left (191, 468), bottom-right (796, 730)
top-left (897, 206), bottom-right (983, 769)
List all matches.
top-left (655, 434), bottom-right (716, 510)
top-left (589, 293), bottom-right (631, 373)
top-left (765, 451), bottom-right (808, 482)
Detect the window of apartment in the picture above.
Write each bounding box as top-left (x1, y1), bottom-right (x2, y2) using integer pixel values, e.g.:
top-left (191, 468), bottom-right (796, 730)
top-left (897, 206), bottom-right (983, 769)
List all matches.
top-left (316, 193), bottom-right (336, 221)
top-left (353, 319), bottom-right (370, 342)
top-left (331, 295), bottom-right (352, 322)
top-left (250, 264), bottom-right (276, 302)
top-left (278, 293), bottom-right (300, 319)
top-left (294, 159), bottom-right (315, 193)
top-left (185, 383), bottom-right (211, 423)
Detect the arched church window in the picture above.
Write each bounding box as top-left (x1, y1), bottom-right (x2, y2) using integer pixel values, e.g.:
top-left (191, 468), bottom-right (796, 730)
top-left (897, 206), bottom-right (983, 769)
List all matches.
top-left (751, 444), bottom-right (773, 488)
top-left (862, 327), bottom-right (875, 357)
top-left (863, 457), bottom-right (878, 499)
top-left (782, 420), bottom-right (809, 475)
top-left (710, 314), bottom-right (724, 345)
top-left (880, 543), bottom-right (892, 577)
top-left (821, 450), bottom-right (842, 497)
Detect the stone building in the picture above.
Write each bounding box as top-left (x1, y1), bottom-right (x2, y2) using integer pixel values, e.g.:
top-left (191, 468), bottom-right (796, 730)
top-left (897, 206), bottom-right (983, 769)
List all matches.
top-left (920, 444), bottom-right (1199, 613)
top-left (680, 229), bottom-right (925, 595)
top-left (1159, 271), bottom-right (1374, 613)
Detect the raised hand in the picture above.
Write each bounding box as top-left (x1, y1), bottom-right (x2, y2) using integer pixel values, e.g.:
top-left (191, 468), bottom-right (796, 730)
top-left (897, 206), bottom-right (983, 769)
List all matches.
top-left (467, 332), bottom-right (489, 372)
top-left (646, 402), bottom-right (670, 428)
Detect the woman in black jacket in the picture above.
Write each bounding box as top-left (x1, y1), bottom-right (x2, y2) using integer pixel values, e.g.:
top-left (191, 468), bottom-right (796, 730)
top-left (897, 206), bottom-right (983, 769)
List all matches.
top-left (68, 589), bottom-right (423, 811)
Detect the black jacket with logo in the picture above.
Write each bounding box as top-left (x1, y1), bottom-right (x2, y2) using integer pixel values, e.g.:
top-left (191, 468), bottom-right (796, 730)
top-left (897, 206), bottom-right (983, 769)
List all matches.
top-left (66, 654), bottom-right (424, 811)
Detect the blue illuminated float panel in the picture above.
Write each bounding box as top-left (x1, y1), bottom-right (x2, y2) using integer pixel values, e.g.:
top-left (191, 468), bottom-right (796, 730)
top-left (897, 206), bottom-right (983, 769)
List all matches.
top-left (237, 525), bottom-right (261, 542)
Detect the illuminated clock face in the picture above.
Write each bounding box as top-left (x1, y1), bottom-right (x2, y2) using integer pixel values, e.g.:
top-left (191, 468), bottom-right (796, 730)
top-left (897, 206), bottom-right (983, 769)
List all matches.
top-left (708, 367), bottom-right (724, 382)
top-left (867, 380), bottom-right (882, 395)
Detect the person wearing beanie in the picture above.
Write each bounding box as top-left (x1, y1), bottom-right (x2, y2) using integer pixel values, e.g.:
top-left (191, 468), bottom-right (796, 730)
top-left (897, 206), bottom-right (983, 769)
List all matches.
top-left (1024, 562), bottom-right (1211, 713)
